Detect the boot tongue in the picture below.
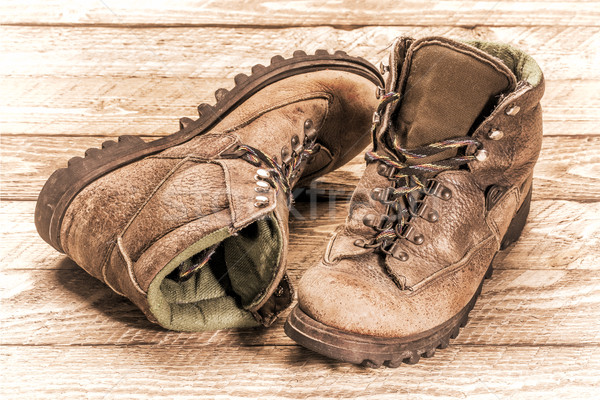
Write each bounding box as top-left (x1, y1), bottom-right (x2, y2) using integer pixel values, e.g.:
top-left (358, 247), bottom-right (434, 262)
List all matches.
top-left (390, 37), bottom-right (517, 150)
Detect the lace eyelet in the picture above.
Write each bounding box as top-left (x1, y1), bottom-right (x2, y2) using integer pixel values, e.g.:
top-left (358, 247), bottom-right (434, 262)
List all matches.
top-left (389, 242), bottom-right (409, 261)
top-left (371, 187), bottom-right (395, 202)
top-left (475, 149), bottom-right (488, 161)
top-left (254, 195), bottom-right (269, 208)
top-left (427, 181), bottom-right (452, 200)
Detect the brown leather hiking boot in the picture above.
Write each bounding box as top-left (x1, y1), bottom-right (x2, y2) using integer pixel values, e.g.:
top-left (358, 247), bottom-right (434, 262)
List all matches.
top-left (285, 37), bottom-right (544, 366)
top-left (35, 50), bottom-right (383, 331)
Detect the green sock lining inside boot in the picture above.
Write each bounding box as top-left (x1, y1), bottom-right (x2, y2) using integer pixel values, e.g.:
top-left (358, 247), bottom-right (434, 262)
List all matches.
top-left (465, 40), bottom-right (543, 87)
top-left (147, 215), bottom-right (282, 331)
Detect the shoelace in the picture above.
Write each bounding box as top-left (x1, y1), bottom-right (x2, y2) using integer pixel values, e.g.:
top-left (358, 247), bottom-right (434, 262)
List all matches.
top-left (174, 138), bottom-right (319, 280)
top-left (357, 90), bottom-right (485, 260)
top-left (235, 141), bottom-right (320, 204)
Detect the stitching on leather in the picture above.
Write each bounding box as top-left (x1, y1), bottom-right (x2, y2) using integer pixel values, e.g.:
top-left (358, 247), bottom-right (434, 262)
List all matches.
top-left (117, 236), bottom-right (145, 294)
top-left (100, 157), bottom-right (192, 288)
top-left (215, 159), bottom-right (237, 224)
top-left (126, 160), bottom-right (229, 260)
top-left (149, 134), bottom-right (238, 160)
top-left (406, 235), bottom-right (497, 295)
top-left (220, 92), bottom-right (333, 135)
top-left (410, 38), bottom-right (516, 89)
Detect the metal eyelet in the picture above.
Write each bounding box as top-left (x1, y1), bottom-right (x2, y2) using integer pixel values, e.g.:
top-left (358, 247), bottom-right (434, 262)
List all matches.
top-left (389, 242), bottom-right (409, 261)
top-left (375, 86), bottom-right (386, 99)
top-left (475, 149), bottom-right (489, 161)
top-left (427, 181), bottom-right (452, 200)
top-left (291, 135), bottom-right (303, 153)
top-left (281, 147), bottom-right (292, 164)
top-left (488, 129), bottom-right (504, 140)
top-left (304, 119), bottom-right (317, 140)
top-left (371, 187), bottom-right (395, 202)
top-left (255, 180), bottom-right (271, 193)
top-left (254, 195), bottom-right (269, 208)
top-left (505, 104), bottom-right (520, 116)
top-left (415, 203), bottom-right (439, 223)
top-left (255, 169), bottom-right (270, 180)
top-left (402, 225), bottom-right (424, 245)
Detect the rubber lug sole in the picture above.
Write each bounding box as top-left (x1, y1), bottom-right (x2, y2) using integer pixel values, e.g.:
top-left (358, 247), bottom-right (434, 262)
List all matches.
top-left (35, 50), bottom-right (383, 253)
top-left (284, 186), bottom-right (533, 367)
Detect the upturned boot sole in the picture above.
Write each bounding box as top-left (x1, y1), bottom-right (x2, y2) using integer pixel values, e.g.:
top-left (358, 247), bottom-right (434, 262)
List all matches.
top-left (35, 50), bottom-right (382, 253)
top-left (285, 187), bottom-right (532, 367)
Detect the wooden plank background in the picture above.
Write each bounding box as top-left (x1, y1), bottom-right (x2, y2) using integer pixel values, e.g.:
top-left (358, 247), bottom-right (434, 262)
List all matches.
top-left (1, 1), bottom-right (599, 398)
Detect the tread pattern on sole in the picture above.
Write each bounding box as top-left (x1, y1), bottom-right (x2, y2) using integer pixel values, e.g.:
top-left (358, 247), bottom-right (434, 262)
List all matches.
top-left (35, 49), bottom-right (383, 252)
top-left (285, 182), bottom-right (534, 368)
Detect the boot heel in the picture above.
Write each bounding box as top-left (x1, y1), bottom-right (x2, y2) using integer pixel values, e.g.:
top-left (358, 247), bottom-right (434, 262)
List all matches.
top-left (500, 185), bottom-right (532, 250)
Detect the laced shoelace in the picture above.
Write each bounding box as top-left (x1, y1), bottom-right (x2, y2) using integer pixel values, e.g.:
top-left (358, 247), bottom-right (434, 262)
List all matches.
top-left (233, 140), bottom-right (320, 205)
top-left (357, 91), bottom-right (485, 259)
top-left (174, 137), bottom-right (319, 280)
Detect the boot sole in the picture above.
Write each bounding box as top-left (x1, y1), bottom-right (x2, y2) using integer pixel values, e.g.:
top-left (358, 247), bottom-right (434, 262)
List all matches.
top-left (284, 186), bottom-right (533, 367)
top-left (35, 50), bottom-right (383, 253)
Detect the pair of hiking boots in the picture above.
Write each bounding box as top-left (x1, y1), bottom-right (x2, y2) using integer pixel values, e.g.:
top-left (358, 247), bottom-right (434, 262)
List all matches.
top-left (35, 36), bottom-right (544, 367)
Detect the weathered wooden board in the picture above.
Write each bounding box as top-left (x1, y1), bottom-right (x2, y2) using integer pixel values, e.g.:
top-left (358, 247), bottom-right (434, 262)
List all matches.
top-left (2, 0), bottom-right (600, 27)
top-left (2, 135), bottom-right (599, 201)
top-left (1, 26), bottom-right (598, 80)
top-left (1, 77), bottom-right (597, 136)
top-left (3, 195), bottom-right (599, 274)
top-left (1, 345), bottom-right (599, 399)
top-left (1, 265), bottom-right (599, 347)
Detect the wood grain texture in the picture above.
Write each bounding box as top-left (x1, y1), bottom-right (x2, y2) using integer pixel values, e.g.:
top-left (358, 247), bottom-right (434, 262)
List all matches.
top-left (1, 77), bottom-right (598, 136)
top-left (1, 345), bottom-right (599, 399)
top-left (2, 135), bottom-right (599, 201)
top-left (2, 1), bottom-right (599, 397)
top-left (1, 265), bottom-right (599, 347)
top-left (2, 0), bottom-right (600, 27)
top-left (1, 26), bottom-right (598, 80)
top-left (2, 198), bottom-right (599, 273)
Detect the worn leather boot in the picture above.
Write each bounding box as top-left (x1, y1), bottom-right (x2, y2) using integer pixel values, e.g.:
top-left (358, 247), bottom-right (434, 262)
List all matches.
top-left (285, 37), bottom-right (544, 366)
top-left (35, 50), bottom-right (382, 331)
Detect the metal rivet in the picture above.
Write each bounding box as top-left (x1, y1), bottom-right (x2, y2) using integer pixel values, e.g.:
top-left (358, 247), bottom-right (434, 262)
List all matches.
top-left (291, 135), bottom-right (299, 146)
top-left (441, 188), bottom-right (452, 200)
top-left (254, 195), bottom-right (269, 208)
top-left (304, 119), bottom-right (313, 131)
top-left (488, 129), bottom-right (504, 140)
top-left (413, 234), bottom-right (424, 245)
top-left (372, 112), bottom-right (381, 124)
top-left (475, 149), bottom-right (489, 162)
top-left (505, 104), bottom-right (520, 116)
top-left (256, 169), bottom-right (270, 179)
top-left (427, 210), bottom-right (439, 223)
top-left (255, 180), bottom-right (270, 193)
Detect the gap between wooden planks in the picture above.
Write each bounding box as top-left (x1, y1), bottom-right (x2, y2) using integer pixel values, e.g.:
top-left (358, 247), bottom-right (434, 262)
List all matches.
top-left (1, 26), bottom-right (597, 80)
top-left (1, 0), bottom-right (600, 27)
top-left (1, 265), bottom-right (599, 347)
top-left (2, 199), bottom-right (599, 272)
top-left (1, 345), bottom-right (598, 398)
top-left (2, 136), bottom-right (599, 202)
top-left (1, 78), bottom-right (598, 136)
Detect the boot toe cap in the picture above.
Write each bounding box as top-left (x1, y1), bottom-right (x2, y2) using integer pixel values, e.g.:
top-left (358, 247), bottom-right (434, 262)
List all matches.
top-left (297, 259), bottom-right (430, 338)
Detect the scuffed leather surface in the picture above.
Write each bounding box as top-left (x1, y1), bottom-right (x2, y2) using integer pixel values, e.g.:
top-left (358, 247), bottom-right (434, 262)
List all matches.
top-left (299, 236), bottom-right (497, 337)
top-left (59, 68), bottom-right (379, 327)
top-left (471, 78), bottom-right (545, 194)
top-left (296, 37), bottom-right (544, 339)
top-left (383, 171), bottom-right (490, 288)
